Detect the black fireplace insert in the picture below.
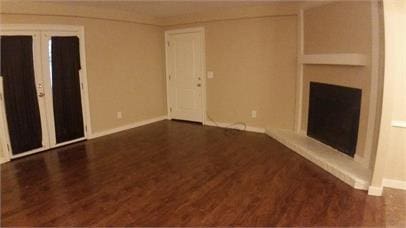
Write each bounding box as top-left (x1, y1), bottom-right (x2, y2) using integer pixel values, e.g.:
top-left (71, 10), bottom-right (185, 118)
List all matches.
top-left (307, 82), bottom-right (362, 157)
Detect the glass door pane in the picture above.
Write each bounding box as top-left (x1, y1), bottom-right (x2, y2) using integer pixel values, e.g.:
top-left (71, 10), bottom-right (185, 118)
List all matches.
top-left (50, 36), bottom-right (84, 144)
top-left (0, 35), bottom-right (50, 156)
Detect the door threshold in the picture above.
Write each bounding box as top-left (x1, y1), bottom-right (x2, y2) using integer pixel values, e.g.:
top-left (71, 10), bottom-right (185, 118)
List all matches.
top-left (170, 119), bottom-right (203, 125)
top-left (11, 138), bottom-right (87, 160)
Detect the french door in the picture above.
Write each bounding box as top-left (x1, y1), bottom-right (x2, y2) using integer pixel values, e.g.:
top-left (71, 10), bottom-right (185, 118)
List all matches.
top-left (0, 31), bottom-right (50, 157)
top-left (0, 27), bottom-right (89, 159)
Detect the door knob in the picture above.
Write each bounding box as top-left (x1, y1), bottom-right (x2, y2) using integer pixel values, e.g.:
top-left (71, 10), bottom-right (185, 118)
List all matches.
top-left (197, 83), bottom-right (201, 87)
top-left (38, 92), bottom-right (45, 97)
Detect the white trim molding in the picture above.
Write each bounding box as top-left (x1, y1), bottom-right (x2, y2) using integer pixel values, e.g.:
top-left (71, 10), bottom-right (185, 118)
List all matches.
top-left (368, 186), bottom-right (384, 196)
top-left (0, 78), bottom-right (12, 163)
top-left (367, 179), bottom-right (406, 196)
top-left (362, 1), bottom-right (382, 169)
top-left (383, 179), bottom-right (406, 190)
top-left (205, 120), bottom-right (265, 134)
top-left (89, 115), bottom-right (168, 139)
top-left (0, 2), bottom-right (161, 26)
top-left (294, 9), bottom-right (304, 133)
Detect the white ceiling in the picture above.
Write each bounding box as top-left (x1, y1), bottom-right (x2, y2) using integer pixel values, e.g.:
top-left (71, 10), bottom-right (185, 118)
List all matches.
top-left (49, 1), bottom-right (292, 18)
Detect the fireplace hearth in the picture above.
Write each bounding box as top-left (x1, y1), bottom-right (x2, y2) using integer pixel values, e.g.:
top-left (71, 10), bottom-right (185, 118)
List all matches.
top-left (307, 82), bottom-right (362, 157)
top-left (265, 82), bottom-right (369, 190)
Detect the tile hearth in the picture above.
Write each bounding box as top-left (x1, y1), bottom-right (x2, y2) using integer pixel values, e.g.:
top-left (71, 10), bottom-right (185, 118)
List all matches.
top-left (266, 128), bottom-right (371, 190)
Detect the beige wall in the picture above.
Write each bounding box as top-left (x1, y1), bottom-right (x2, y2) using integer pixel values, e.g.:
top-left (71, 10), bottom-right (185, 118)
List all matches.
top-left (371, 0), bottom-right (406, 188)
top-left (302, 1), bottom-right (374, 162)
top-left (166, 16), bottom-right (298, 129)
top-left (0, 13), bottom-right (167, 134)
top-left (384, 130), bottom-right (406, 181)
top-left (385, 44), bottom-right (406, 181)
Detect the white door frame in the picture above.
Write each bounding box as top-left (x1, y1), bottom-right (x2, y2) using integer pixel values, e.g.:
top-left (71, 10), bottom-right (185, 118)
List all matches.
top-left (0, 77), bottom-right (11, 163)
top-left (0, 24), bottom-right (92, 160)
top-left (165, 27), bottom-right (207, 124)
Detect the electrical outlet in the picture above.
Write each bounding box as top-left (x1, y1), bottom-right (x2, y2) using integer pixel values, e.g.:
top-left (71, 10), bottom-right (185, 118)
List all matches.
top-left (117, 112), bottom-right (123, 119)
top-left (207, 71), bottom-right (214, 79)
top-left (251, 110), bottom-right (257, 118)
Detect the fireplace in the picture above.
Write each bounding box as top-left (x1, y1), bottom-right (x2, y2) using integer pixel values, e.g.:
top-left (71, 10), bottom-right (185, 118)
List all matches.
top-left (307, 82), bottom-right (362, 157)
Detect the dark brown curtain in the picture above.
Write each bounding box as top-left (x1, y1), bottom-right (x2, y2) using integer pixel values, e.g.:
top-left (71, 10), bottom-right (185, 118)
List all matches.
top-left (0, 36), bottom-right (43, 154)
top-left (51, 36), bottom-right (84, 143)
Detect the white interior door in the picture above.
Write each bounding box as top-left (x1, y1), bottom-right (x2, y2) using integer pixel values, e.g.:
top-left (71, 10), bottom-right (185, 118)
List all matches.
top-left (166, 29), bottom-right (205, 123)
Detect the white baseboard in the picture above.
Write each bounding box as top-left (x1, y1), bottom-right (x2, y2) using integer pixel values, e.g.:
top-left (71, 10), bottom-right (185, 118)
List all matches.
top-left (89, 115), bottom-right (168, 139)
top-left (205, 120), bottom-right (265, 133)
top-left (383, 178), bottom-right (406, 190)
top-left (368, 186), bottom-right (383, 196)
top-left (367, 179), bottom-right (406, 196)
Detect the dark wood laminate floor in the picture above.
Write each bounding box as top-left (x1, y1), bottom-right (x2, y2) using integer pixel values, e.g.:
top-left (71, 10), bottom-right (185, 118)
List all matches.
top-left (1, 120), bottom-right (405, 226)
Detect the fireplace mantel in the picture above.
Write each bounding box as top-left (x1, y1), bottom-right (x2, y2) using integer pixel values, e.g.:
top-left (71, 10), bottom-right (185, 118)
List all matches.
top-left (300, 53), bottom-right (368, 66)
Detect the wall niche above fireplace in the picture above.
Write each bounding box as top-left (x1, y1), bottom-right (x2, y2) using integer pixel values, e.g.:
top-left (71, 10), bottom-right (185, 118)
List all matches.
top-left (307, 82), bottom-right (362, 157)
